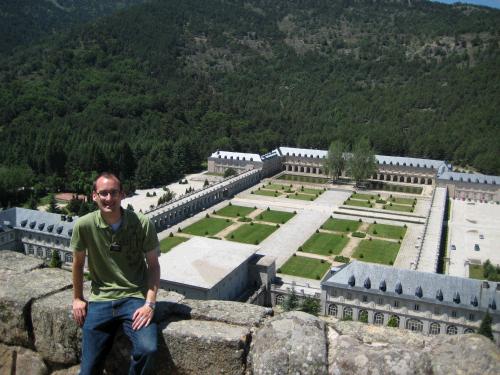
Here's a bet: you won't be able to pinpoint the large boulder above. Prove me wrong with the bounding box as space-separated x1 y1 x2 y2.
327 320 500 375
0 250 44 281
162 319 250 375
0 268 72 347
248 311 328 375
426 334 500 375
31 284 90 366
0 343 48 375
170 299 272 327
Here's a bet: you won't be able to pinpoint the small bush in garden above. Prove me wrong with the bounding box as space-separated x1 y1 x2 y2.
213 210 216 214
276 224 280 228
178 227 182 232
316 229 319 233
226 219 230 222
328 250 332 254
298 247 303 251
358 218 362 222
229 202 232 206
231 234 234 239
389 260 394 265
293 211 297 214
374 220 377 224
169 232 173 237
360 254 364 259
320 259 325 263
251 191 254 194
399 235 403 239
398 240 401 244
293 253 297 256
373 230 377 235
205 213 210 218
316 275 320 280
267 207 270 211
255 240 259 245
277 268 282 273
205 231 209 235
236 212 240 216
346 226 350 231
250 222 254 226
404 224 407 228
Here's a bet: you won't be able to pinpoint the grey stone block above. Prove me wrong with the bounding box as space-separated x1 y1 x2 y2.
0 343 48 375
32 284 91 366
0 268 72 347
0 250 44 281
170 299 272 327
162 319 250 375
248 311 328 375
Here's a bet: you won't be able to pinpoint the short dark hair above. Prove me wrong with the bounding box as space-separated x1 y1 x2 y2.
93 172 122 192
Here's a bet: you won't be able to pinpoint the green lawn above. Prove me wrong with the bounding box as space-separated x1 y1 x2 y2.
383 204 414 213
302 233 348 256
368 224 407 239
277 174 330 184
344 199 372 208
160 236 189 253
351 193 375 200
183 217 233 236
288 193 316 201
390 197 417 205
352 239 400 265
216 204 255 218
267 183 292 191
226 223 278 244
279 255 330 279
469 264 484 280
256 210 295 224
253 189 280 197
300 187 323 195
322 218 361 232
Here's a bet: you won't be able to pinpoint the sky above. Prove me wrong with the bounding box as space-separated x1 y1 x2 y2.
431 0 500 9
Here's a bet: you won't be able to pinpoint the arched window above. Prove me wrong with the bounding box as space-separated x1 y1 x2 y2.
328 304 338 317
429 322 440 335
65 253 73 263
275 294 285 305
374 312 384 325
446 325 458 335
343 306 353 320
405 319 423 332
464 328 474 334
358 309 368 323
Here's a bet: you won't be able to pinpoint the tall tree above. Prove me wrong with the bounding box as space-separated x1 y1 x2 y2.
347 138 377 186
324 140 346 181
478 311 494 340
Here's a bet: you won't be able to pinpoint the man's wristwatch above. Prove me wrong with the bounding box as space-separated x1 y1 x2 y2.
145 301 156 311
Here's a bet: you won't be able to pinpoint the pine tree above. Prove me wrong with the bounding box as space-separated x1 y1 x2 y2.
282 289 299 311
49 250 62 268
47 194 59 214
478 311 494 340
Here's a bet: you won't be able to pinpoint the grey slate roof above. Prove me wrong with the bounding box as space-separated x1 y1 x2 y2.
322 261 499 312
437 171 500 185
0 208 76 238
375 155 449 171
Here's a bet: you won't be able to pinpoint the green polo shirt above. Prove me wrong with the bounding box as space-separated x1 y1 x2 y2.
70 209 159 302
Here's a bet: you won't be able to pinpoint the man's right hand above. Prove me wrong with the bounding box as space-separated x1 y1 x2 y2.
73 298 88 326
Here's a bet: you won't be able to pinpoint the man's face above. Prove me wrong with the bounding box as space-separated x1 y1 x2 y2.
92 176 124 215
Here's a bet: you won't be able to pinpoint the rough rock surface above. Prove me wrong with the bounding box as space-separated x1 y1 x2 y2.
171 299 272 327
162 319 250 375
31 284 90 366
0 250 44 281
0 268 72 347
327 320 500 375
426 334 500 375
248 311 328 375
0 343 48 375
154 290 185 321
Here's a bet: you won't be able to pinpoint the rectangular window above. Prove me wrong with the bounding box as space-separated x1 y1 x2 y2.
377 298 383 305
434 307 441 315
346 293 352 300
331 289 337 297
468 313 474 321
362 295 368 302
451 311 457 318
414 304 420 311
393 300 399 308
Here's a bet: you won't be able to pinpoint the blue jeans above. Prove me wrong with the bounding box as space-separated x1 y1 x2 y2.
80 297 157 375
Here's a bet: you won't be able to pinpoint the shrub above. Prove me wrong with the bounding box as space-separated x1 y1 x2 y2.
259 214 263 219
389 260 394 265
398 240 401 244
251 191 254 194
369 237 372 241
277 268 282 273
334 255 350 263
226 219 230 222
293 253 297 256
255 240 259 245
293 211 297 214
352 232 366 238
399 235 403 240
298 246 303 251
250 222 254 226
276 224 280 228
359 254 364 258
230 234 234 239
169 232 173 237
320 259 325 263
205 213 210 218
204 230 209 235
316 229 319 233
328 250 332 254
236 212 240 216
358 218 362 222
404 224 407 228
178 227 182 233
254 206 257 209
373 220 377 224
316 275 320 280
373 230 378 235
346 227 350 231
213 210 216 214
267 207 270 211
229 202 232 206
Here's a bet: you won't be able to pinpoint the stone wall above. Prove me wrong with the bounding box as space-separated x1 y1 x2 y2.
1 250 499 375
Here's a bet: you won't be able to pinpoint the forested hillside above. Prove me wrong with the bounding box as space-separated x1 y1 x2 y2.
0 0 150 55
0 0 499 204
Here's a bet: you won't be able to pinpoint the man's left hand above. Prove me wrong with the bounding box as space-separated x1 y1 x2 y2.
132 304 154 330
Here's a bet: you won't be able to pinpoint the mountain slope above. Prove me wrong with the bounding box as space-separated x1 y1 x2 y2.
0 0 499 191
